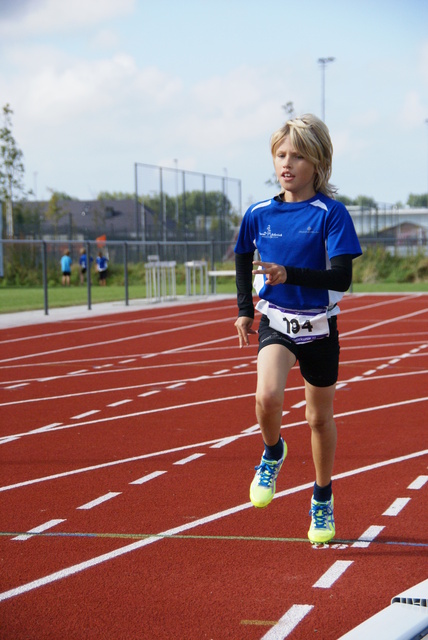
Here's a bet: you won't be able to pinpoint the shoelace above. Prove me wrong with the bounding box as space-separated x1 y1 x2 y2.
309 502 333 529
254 460 280 487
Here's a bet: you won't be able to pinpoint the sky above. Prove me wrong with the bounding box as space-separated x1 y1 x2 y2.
1 0 428 213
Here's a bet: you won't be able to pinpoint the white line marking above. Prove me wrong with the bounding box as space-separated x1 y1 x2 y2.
260 605 314 639
210 436 241 449
71 410 100 420
408 475 428 490
0 447 426 602
351 525 385 548
4 383 28 389
107 399 132 407
291 400 306 409
388 358 401 365
129 471 167 485
0 435 22 444
119 359 136 364
68 370 88 375
166 383 186 389
173 453 205 465
138 390 160 397
77 492 121 510
312 560 353 589
213 369 229 375
382 497 411 516
12 519 66 541
0 364 425 410
363 369 377 376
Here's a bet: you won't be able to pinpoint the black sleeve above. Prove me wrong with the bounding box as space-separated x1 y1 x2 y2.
284 254 353 292
235 251 255 318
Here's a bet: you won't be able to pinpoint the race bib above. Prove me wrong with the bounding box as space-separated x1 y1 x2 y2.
256 300 330 343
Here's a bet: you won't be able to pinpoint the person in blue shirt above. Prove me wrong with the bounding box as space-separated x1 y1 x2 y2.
95 251 109 286
79 247 93 285
60 250 72 286
234 114 362 545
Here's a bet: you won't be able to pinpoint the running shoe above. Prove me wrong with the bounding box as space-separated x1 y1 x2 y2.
249 439 287 508
308 495 335 544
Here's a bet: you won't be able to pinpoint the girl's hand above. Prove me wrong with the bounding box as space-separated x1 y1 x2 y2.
252 261 287 285
234 316 256 348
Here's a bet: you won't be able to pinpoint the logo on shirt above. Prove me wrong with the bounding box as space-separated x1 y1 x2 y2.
259 225 283 239
299 226 319 234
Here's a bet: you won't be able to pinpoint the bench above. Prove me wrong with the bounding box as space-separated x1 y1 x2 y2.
207 270 236 293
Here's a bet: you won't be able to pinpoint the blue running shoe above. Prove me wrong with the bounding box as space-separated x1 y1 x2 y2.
308 495 335 544
249 439 287 508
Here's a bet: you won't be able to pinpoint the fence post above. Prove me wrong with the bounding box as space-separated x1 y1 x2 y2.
124 242 129 306
42 241 49 315
86 241 92 310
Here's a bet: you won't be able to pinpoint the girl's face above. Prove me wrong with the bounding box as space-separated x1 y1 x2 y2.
273 135 316 202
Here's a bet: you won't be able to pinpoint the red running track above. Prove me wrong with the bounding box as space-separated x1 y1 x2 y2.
0 293 427 639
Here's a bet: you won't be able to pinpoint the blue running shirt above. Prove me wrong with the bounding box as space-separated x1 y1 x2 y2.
234 193 362 311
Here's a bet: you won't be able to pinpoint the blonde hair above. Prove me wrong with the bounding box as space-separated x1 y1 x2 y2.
270 114 336 198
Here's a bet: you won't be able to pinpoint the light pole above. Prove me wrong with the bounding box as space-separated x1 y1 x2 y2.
318 57 335 122
425 119 428 207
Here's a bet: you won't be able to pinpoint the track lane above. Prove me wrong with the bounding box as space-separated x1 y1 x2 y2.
0 294 427 639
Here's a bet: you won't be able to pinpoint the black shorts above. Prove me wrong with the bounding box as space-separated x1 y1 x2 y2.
258 313 340 387
98 270 107 280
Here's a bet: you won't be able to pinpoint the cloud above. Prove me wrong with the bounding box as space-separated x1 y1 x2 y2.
400 91 427 127
0 0 135 37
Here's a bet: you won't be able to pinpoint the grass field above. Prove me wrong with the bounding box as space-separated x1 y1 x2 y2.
1 280 428 314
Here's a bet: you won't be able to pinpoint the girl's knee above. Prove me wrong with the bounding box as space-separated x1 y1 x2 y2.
256 390 283 415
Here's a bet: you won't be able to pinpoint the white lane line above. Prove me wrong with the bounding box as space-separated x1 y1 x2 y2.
0 423 64 444
77 492 121 510
0 435 21 444
4 383 29 389
260 605 314 639
68 370 88 375
408 475 428 490
312 560 353 589
166 383 186 389
119 359 136 364
351 525 385 548
363 369 377 376
71 410 100 420
12 519 66 541
138 390 160 397
107 399 132 407
0 447 425 603
291 400 306 409
382 497 411 516
129 471 167 485
210 436 241 449
213 369 229 375
1 439 428 496
174 453 205 465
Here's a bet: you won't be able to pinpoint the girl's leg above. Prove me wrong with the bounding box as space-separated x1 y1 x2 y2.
304 381 337 488
256 343 296 445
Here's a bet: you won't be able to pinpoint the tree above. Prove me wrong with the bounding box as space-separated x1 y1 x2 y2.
45 189 71 236
407 193 428 208
0 104 28 237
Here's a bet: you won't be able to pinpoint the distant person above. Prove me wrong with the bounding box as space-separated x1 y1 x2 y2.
60 250 72 286
96 251 108 286
79 247 92 285
234 114 362 545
